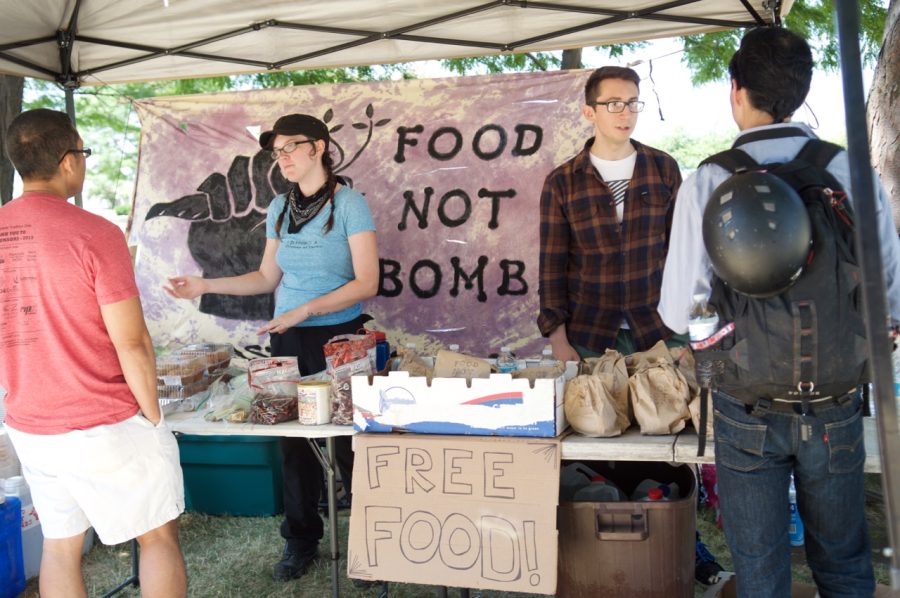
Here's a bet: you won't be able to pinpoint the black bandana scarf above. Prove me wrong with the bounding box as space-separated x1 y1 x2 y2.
286 182 330 234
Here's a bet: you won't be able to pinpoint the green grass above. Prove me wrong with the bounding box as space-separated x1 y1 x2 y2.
20 474 889 597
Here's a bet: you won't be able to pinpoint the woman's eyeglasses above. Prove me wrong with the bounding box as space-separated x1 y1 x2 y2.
271 139 315 160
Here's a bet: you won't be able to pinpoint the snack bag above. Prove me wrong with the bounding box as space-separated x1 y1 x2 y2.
247 357 301 424
323 334 376 424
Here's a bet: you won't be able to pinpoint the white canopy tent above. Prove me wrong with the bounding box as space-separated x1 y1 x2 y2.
0 0 788 86
2 0 898 590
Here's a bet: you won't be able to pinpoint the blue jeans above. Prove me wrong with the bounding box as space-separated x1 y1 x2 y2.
713 391 874 597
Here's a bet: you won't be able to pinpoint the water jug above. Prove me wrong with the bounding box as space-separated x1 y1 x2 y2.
572 475 626 502
559 462 599 501
631 478 681 501
0 494 25 598
638 487 668 502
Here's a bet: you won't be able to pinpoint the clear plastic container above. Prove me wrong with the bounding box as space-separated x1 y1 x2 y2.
175 343 234 376
156 354 207 386
572 474 626 502
496 346 518 374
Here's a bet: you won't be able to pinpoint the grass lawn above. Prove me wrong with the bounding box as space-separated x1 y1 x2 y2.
20 473 889 597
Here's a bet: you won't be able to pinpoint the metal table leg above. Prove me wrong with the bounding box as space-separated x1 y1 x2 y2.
307 437 340 598
101 538 139 597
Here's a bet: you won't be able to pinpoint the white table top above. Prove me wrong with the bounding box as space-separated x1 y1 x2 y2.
165 411 883 472
165 411 356 438
561 417 882 473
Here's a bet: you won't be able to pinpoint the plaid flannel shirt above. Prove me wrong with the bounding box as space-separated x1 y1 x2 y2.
537 138 682 353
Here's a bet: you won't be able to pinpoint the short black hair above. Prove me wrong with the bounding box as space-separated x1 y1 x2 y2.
584 66 641 105
6 109 80 180
728 27 813 123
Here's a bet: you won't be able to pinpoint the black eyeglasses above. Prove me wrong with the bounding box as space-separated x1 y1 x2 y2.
270 139 315 160
590 100 645 113
58 148 92 164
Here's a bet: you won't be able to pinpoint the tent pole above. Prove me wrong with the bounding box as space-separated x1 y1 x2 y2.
834 0 900 588
64 85 82 208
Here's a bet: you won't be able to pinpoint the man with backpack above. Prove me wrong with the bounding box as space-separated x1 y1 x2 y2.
658 27 900 597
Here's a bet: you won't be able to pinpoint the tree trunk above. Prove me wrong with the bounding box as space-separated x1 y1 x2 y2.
869 0 899 230
561 48 583 70
0 75 24 205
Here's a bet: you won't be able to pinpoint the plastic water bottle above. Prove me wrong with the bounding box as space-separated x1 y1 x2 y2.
559 462 598 501
497 346 518 374
0 493 25 598
688 294 720 343
370 330 390 372
539 346 559 367
572 475 627 502
3 476 42 579
788 474 805 547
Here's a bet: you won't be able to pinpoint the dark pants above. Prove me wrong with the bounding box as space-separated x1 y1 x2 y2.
270 314 368 553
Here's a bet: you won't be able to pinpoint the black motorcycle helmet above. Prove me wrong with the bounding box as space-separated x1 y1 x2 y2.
702 170 812 298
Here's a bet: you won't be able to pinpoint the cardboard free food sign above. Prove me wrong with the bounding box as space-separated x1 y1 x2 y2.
349 434 560 593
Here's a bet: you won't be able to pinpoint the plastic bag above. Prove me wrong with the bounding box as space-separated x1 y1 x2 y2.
247 357 301 425
323 334 375 424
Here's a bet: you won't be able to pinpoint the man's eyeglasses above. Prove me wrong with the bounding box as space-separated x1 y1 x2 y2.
590 100 645 113
270 139 315 160
58 148 92 164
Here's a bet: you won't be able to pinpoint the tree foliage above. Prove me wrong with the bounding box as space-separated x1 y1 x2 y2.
680 0 887 85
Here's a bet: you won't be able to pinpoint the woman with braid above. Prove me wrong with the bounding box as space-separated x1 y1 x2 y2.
165 113 379 582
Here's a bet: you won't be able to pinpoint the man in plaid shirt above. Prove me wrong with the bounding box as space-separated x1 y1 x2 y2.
538 66 685 361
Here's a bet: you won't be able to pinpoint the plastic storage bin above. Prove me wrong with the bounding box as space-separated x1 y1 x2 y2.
176 435 284 516
557 461 696 598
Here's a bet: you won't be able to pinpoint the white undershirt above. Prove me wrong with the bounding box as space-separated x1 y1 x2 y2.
590 151 636 224
590 150 637 330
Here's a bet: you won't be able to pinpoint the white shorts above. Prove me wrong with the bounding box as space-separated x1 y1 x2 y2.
5 413 185 545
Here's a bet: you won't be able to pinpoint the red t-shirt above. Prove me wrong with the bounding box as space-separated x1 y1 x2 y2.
0 192 141 434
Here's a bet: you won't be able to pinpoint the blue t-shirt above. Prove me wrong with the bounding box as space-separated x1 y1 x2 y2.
266 186 376 327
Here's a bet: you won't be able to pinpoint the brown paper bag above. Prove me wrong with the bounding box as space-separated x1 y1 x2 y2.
564 350 630 437
627 341 692 435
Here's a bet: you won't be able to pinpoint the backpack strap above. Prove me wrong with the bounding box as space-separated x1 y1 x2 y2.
699 148 760 174
791 140 845 190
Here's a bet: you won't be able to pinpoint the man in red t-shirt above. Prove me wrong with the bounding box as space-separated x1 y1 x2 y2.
0 109 186 597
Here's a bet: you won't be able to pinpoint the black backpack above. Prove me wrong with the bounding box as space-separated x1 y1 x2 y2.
699 133 867 409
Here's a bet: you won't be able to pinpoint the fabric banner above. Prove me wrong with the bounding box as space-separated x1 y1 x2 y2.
131 70 588 358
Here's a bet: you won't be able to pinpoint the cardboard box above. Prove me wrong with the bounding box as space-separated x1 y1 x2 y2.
348 433 561 594
558 461 696 598
177 435 283 516
351 361 576 437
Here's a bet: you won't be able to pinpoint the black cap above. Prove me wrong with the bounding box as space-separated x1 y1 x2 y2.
259 113 329 149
